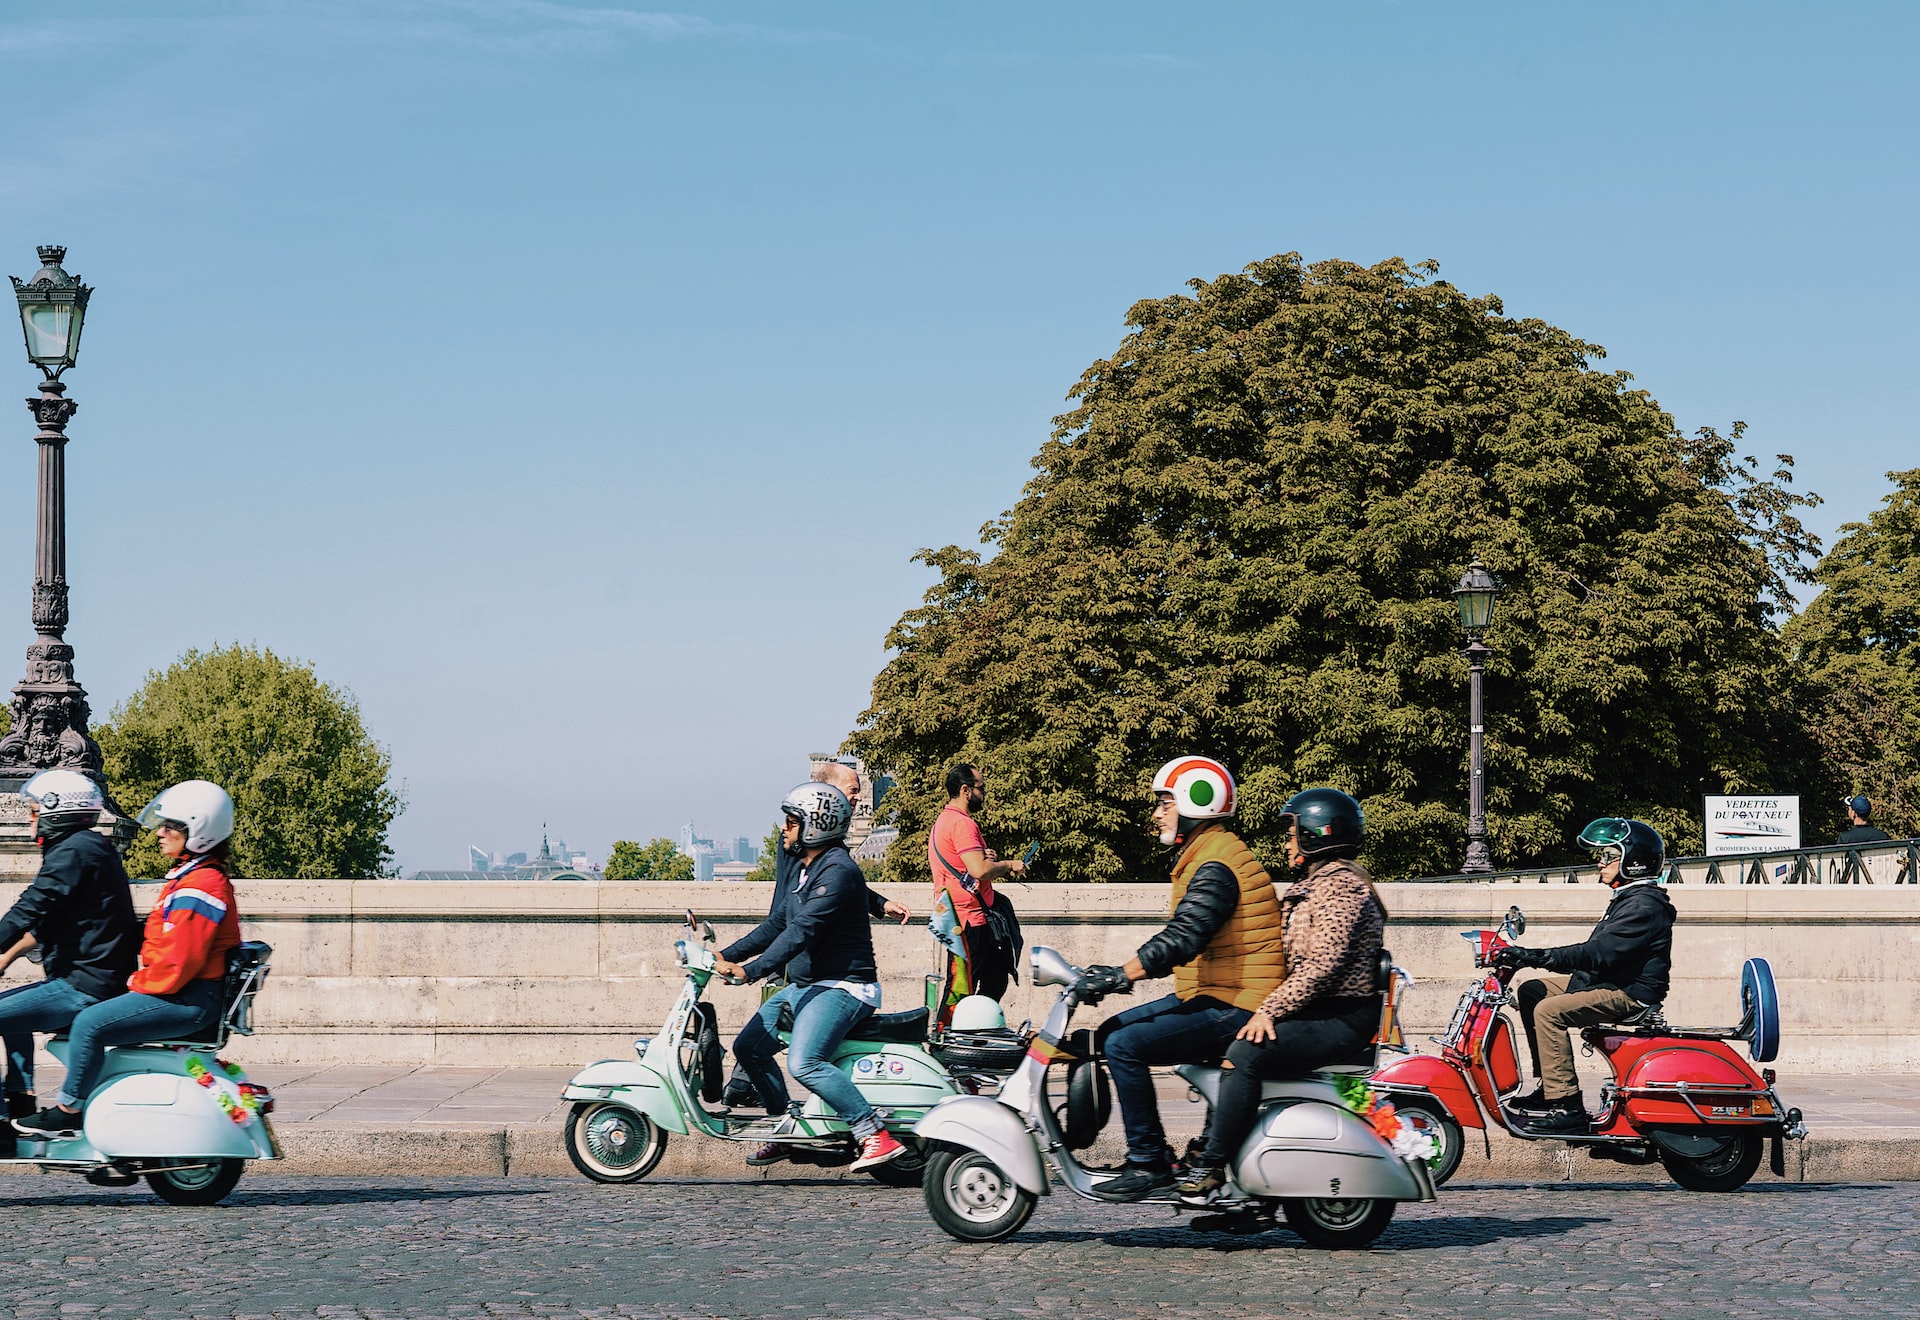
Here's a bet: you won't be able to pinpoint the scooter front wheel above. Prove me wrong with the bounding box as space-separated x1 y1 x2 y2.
567 1101 669 1184
1280 1196 1395 1249
1390 1098 1464 1186
922 1145 1035 1242
145 1158 245 1206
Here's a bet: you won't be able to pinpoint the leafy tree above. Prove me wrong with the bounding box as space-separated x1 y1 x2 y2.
604 838 695 882
742 824 782 882
851 254 1820 881
95 644 401 879
1785 469 1920 840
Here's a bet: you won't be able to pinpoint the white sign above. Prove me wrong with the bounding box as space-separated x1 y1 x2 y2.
1704 795 1801 855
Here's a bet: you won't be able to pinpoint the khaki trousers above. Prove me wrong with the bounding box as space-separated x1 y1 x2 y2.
1515 975 1640 1100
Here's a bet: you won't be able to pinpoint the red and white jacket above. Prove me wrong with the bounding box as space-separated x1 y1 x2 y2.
128 858 242 997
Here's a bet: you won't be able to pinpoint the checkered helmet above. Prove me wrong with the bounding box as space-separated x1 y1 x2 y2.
19 769 104 832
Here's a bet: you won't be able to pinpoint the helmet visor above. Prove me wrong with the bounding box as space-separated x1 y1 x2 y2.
135 795 182 832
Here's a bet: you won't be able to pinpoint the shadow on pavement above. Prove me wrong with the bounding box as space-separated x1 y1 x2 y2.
0 1185 541 1209
1015 1213 1606 1252
1454 1180 1901 1195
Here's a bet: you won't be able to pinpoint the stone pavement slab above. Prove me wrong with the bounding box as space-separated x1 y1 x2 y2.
2 1176 1919 1319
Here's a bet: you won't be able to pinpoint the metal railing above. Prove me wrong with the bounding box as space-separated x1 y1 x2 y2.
1415 837 1920 885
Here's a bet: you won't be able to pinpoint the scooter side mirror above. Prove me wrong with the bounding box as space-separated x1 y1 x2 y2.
1031 946 1083 989
702 922 716 943
1504 906 1527 938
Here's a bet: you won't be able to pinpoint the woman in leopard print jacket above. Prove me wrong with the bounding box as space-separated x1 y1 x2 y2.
1182 790 1386 1192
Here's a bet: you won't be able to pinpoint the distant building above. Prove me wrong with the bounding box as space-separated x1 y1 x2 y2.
712 860 756 882
417 827 596 881
852 826 897 863
733 836 758 864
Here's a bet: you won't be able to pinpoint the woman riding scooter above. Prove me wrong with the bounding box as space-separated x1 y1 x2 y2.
1179 788 1386 1199
13 781 243 1140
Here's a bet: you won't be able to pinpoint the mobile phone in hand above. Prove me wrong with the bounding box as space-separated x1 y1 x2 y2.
1021 841 1041 866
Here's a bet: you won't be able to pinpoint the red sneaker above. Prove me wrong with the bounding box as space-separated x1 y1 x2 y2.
746 1141 799 1166
849 1130 907 1171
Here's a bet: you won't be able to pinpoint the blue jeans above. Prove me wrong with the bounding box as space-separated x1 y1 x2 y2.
734 982 881 1140
0 978 104 1097
1098 993 1251 1168
56 979 224 1108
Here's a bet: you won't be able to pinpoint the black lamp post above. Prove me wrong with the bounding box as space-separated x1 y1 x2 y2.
0 246 107 781
1452 557 1500 874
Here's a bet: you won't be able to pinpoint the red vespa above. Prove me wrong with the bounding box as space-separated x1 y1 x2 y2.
1370 905 1805 1191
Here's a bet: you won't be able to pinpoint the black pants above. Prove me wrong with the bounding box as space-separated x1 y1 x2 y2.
961 924 1011 1003
1200 996 1381 1165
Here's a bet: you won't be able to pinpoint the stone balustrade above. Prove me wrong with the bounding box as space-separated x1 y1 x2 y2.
2 879 1914 1070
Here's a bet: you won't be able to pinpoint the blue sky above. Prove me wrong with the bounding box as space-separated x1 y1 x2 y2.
3 2 1914 871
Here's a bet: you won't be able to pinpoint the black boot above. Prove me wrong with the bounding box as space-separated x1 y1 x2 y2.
1505 1087 1552 1114
1521 1095 1590 1134
1 1092 34 1159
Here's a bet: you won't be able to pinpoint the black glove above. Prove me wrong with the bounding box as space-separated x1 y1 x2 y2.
1491 945 1537 971
1072 964 1134 1004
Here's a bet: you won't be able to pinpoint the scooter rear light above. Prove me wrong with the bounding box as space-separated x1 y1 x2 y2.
1750 1096 1776 1117
239 1083 274 1115
1763 1068 1777 1085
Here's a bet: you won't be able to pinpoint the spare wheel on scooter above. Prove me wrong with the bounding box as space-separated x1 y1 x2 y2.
1741 958 1780 1064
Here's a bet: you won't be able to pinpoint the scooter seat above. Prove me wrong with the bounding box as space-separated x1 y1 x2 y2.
773 1003 931 1045
846 1007 931 1044
1312 1045 1380 1076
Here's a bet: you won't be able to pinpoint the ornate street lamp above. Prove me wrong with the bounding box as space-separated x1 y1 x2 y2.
1452 557 1500 873
0 246 108 785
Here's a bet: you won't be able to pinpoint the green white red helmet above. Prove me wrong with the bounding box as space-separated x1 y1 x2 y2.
1152 756 1235 820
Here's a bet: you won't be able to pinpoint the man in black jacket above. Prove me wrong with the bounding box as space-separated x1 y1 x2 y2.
715 762 906 1111
713 782 906 1172
0 771 140 1138
1494 817 1676 1133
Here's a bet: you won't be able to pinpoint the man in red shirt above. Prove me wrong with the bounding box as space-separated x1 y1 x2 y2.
929 763 1026 1002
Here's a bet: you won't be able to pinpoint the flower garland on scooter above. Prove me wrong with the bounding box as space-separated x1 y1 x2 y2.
181 1051 263 1127
1333 1076 1440 1167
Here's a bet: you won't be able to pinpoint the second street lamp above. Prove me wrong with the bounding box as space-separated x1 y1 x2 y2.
1452 557 1500 874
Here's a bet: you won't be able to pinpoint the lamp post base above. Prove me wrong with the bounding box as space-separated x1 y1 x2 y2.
1462 840 1493 874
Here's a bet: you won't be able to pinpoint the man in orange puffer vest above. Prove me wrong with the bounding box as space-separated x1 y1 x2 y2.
1078 756 1286 1202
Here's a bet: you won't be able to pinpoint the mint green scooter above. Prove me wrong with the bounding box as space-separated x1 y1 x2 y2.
562 913 962 1187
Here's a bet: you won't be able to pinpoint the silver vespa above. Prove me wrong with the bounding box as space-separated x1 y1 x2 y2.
913 945 1436 1247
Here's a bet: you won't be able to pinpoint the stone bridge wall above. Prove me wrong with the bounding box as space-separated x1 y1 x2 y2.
3 880 1913 1071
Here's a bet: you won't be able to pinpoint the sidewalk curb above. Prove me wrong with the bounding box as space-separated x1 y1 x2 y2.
247 1123 1920 1185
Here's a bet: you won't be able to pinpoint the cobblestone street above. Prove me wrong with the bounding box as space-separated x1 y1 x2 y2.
0 1175 1915 1319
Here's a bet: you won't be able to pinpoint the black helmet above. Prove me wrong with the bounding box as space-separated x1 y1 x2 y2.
1280 788 1364 860
1576 817 1664 883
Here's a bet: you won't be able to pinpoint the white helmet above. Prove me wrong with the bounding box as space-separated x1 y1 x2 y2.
1152 756 1235 819
19 769 104 831
779 782 852 853
137 779 234 854
949 994 1006 1033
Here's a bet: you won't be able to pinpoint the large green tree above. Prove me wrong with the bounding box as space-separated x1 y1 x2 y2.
851 254 1820 881
604 838 696 882
96 645 402 879
1785 469 1920 840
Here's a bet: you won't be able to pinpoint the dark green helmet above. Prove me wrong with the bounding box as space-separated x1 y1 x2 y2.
1577 817 1665 882
1280 788 1364 860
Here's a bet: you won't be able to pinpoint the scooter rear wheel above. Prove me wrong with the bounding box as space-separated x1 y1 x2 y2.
1659 1132 1763 1192
145 1158 245 1206
1390 1098 1464 1186
865 1135 928 1188
1280 1196 1395 1249
566 1101 669 1184
922 1145 1036 1242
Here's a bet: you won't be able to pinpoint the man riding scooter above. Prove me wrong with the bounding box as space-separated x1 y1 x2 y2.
713 782 907 1172
1071 756 1286 1202
1493 817 1676 1134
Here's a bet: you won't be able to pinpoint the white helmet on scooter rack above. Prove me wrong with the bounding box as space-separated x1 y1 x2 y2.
137 779 235 854
949 994 1006 1033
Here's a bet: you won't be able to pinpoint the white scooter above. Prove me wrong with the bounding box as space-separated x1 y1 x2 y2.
562 913 976 1187
914 946 1437 1248
2 942 279 1205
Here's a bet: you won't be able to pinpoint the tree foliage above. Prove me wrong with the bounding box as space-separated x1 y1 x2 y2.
97 645 401 879
1785 469 1920 840
742 825 782 882
604 838 695 882
852 254 1822 881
